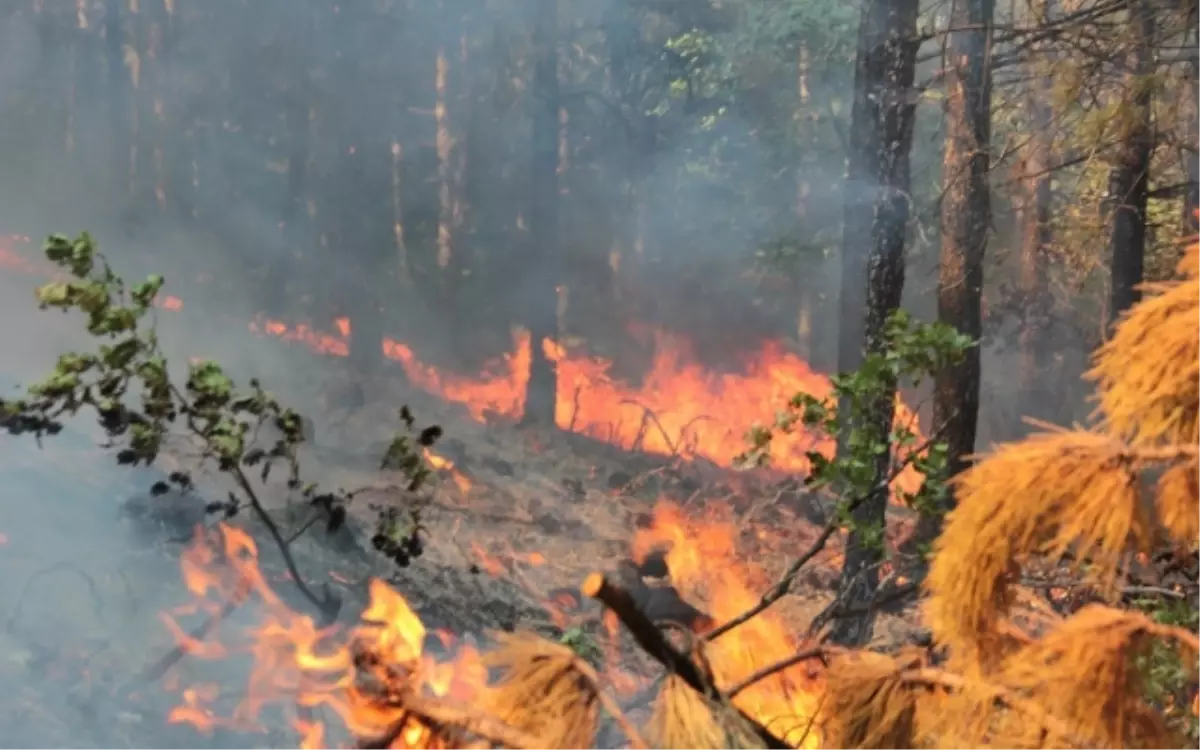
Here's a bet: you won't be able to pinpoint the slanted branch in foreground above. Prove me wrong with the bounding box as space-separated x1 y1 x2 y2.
580 571 792 750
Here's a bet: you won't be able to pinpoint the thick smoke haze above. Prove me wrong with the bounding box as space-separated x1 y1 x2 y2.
0 0 1127 745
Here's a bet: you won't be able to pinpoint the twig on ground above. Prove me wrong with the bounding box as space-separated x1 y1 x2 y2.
285 511 325 545
138 594 246 685
567 385 583 432
618 400 678 455
580 572 791 750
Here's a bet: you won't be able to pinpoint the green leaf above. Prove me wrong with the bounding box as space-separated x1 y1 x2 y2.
36 282 73 308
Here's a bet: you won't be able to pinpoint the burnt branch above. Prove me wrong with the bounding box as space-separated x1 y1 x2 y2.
579 572 791 750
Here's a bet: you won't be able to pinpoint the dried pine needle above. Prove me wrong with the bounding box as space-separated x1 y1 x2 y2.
998 605 1172 749
479 632 600 749
650 673 732 749
1175 238 1199 279
1088 243 1199 447
925 430 1153 672
1155 459 1199 548
821 650 923 749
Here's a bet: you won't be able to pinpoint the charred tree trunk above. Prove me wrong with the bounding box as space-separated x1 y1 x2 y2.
1107 0 1155 326
520 0 560 427
1183 56 1198 235
829 0 920 648
1015 110 1055 435
927 0 994 537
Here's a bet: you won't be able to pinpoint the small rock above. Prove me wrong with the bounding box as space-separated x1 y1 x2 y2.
606 470 632 490
535 513 562 534
546 587 584 613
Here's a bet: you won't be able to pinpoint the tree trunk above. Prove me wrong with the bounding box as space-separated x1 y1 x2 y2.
927 0 994 539
1183 55 1198 235
1107 0 1155 326
828 0 920 648
1015 113 1055 435
521 0 560 427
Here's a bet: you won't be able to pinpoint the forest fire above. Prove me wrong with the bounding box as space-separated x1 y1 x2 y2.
252 316 925 498
1 233 924 497
162 523 489 749
163 502 826 749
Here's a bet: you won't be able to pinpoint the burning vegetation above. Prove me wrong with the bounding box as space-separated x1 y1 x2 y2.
0 230 1194 749
0 0 1196 744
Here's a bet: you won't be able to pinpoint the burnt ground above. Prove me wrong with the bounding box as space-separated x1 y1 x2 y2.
298 356 928 630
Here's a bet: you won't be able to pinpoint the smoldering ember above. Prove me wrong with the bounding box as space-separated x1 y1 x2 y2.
0 1 1196 749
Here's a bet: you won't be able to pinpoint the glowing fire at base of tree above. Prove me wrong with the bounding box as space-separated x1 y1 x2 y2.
162 502 826 749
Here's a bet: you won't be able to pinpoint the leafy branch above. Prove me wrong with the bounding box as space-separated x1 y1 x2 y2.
0 232 442 619
708 311 973 640
739 309 972 528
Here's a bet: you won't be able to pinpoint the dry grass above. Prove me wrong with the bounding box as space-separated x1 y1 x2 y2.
479 632 601 749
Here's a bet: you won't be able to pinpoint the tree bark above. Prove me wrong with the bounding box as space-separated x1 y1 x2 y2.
1107 0 1155 326
1183 55 1198 235
521 0 560 427
829 0 920 648
928 0 994 537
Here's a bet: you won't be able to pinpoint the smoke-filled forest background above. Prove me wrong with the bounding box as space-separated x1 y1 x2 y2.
0 0 1196 748
1 0 1194 442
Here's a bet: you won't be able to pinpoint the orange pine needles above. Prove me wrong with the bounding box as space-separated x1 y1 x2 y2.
924 428 1156 670
1088 242 1200 447
912 238 1199 748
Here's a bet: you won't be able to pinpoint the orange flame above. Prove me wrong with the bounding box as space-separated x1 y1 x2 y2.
165 510 826 748
163 524 484 748
632 501 825 747
2 233 924 499
422 449 472 496
250 318 923 499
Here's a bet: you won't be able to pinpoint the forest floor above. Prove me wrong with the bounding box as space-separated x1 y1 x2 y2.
273 357 934 650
